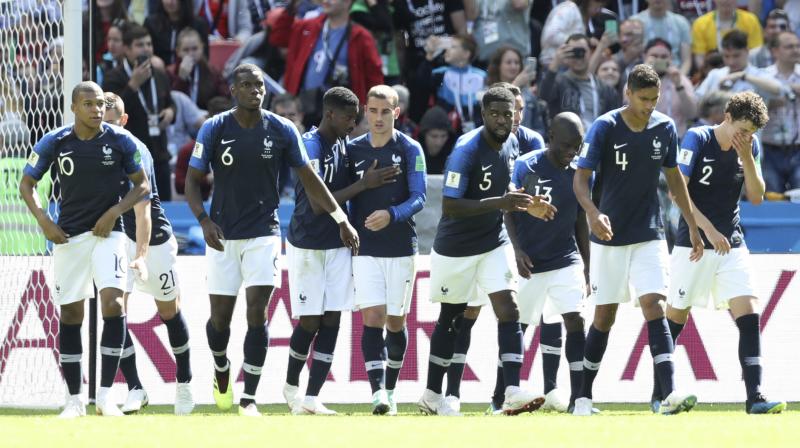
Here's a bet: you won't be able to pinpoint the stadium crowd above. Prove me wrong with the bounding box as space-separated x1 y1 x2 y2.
2 0 800 205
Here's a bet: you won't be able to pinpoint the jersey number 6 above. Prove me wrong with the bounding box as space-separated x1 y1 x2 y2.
221 147 234 166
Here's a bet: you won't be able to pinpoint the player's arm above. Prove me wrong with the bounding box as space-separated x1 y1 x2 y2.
664 166 703 261
295 163 359 252
20 136 67 243
503 211 533 279
94 168 150 237
573 167 612 241
384 143 428 224
186 122 225 250
733 133 766 204
575 208 590 284
130 198 151 281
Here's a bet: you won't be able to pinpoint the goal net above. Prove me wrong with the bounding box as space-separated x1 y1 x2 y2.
0 0 66 408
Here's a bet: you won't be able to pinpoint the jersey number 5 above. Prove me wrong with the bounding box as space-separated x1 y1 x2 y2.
479 172 492 191
615 151 628 171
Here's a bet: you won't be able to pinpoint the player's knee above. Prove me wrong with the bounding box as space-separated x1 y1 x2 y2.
209 315 231 332
463 306 481 320
60 303 84 325
321 311 341 328
155 299 178 321
496 306 519 323
562 312 584 333
99 296 124 318
437 303 467 326
299 315 322 333
386 316 406 333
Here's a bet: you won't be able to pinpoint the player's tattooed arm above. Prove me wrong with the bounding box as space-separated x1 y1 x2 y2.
503 211 534 279
186 166 225 251
573 167 612 241
19 175 68 244
295 164 360 254
664 166 703 261
93 168 150 238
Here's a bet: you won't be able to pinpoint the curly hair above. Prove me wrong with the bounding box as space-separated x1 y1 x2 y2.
627 64 661 91
725 91 769 129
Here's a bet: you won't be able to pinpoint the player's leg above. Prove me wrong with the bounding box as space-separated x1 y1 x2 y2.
154 296 194 415
385 315 408 416
301 311 341 415
58 300 86 418
383 256 415 416
562 312 585 410
285 315 320 411
238 284 273 415
361 305 389 414
540 318 562 397
445 305 481 403
118 292 147 414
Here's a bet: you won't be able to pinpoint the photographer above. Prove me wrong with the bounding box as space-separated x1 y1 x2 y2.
540 33 620 131
763 31 800 195
642 38 696 138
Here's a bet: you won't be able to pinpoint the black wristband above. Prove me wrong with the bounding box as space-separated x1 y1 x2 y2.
196 211 208 222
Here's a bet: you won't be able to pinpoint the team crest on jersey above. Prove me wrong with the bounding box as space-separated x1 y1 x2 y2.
262 138 274 159
101 145 114 166
652 138 662 160
391 153 402 167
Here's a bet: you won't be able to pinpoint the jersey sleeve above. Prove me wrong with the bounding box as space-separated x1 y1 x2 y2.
677 128 702 177
303 133 324 176
662 122 678 168
442 147 474 199
576 118 609 171
752 134 762 170
284 121 310 168
119 131 144 175
23 132 57 180
189 118 217 173
389 140 427 222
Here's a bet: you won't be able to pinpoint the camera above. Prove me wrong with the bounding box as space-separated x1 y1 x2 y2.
136 54 150 66
568 47 586 59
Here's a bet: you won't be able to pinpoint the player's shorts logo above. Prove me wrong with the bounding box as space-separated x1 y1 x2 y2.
440 286 449 296
679 288 686 298
299 293 307 303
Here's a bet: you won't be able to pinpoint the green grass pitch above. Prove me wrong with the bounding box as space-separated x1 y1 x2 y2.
1 403 797 447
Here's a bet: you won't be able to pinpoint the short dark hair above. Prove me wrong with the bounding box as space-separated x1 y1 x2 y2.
565 33 589 46
490 82 521 97
207 96 233 116
721 30 748 51
627 64 661 91
71 81 103 103
645 38 672 53
699 91 733 119
323 87 359 111
481 86 515 109
454 34 478 61
271 93 301 112
231 63 264 83
122 23 150 46
769 31 796 49
725 91 769 129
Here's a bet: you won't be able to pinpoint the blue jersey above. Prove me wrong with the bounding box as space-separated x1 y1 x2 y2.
434 128 519 257
347 131 427 257
120 144 173 246
577 109 678 246
510 149 582 273
675 125 760 249
287 128 350 250
516 126 545 155
24 123 143 237
190 110 308 240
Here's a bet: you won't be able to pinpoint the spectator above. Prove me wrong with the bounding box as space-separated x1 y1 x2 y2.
696 30 782 101
392 84 417 136
590 18 644 82
350 0 400 84
167 90 208 157
144 0 211 65
632 0 692 76
269 0 383 127
97 19 129 85
167 28 229 109
692 0 763 69
393 0 467 122
750 9 791 69
463 0 532 66
84 0 128 69
418 106 454 175
762 31 800 194
193 0 254 42
541 33 620 130
271 93 306 134
596 57 623 95
642 38 697 137
175 96 233 199
674 0 713 22
419 34 486 133
103 23 176 201
485 46 548 136
540 0 605 67
696 90 733 126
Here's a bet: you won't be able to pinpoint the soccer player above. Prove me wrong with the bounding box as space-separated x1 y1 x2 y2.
186 64 359 417
487 112 590 415
103 93 194 416
419 86 555 416
348 85 427 415
572 64 703 416
442 82 551 412
20 81 150 417
665 91 786 414
283 87 400 415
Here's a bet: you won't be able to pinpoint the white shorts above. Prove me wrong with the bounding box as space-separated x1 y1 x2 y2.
518 264 586 325
125 236 180 301
429 244 518 306
206 236 282 296
589 240 669 305
668 246 756 310
53 231 128 305
353 255 417 316
286 242 354 318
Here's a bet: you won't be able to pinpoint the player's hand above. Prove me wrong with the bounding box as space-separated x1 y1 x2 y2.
39 218 68 244
159 107 175 129
364 209 391 231
515 249 534 279
688 227 704 262
363 160 400 189
129 256 149 282
129 58 152 90
200 217 225 251
705 227 731 255
339 221 359 255
588 211 613 241
731 131 754 161
500 188 533 212
92 209 119 237
527 195 557 220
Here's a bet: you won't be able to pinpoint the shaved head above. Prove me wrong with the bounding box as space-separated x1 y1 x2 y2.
548 112 585 168
551 112 584 137
71 81 103 103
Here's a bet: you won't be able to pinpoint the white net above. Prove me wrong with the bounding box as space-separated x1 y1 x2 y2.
0 0 66 408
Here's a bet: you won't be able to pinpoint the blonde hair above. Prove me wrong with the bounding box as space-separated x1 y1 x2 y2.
104 91 125 116
367 85 399 108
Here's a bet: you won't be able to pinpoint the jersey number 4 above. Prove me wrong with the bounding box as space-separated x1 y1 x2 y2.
615 150 628 171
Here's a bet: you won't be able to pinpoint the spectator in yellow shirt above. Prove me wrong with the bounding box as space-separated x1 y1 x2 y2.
691 0 763 70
